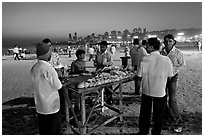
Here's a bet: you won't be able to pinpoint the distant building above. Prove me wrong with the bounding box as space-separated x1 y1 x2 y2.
69 33 72 40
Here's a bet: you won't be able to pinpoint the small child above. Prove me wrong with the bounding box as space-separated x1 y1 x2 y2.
70 49 88 75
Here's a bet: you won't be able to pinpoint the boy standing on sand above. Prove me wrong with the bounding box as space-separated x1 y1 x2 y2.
30 40 63 135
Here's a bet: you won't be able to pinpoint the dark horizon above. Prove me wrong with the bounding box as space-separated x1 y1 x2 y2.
2 27 202 50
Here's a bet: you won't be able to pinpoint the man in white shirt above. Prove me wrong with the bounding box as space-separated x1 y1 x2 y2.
133 39 149 95
30 39 63 134
94 41 113 105
136 38 173 135
88 44 95 61
110 44 116 56
13 45 20 60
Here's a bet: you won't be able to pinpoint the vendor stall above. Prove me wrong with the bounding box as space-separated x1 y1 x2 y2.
60 68 135 134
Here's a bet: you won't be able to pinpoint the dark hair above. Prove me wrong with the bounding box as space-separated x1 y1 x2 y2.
98 41 109 46
164 34 177 45
42 38 51 44
133 38 139 45
164 34 175 40
76 49 85 58
142 40 147 45
147 38 161 50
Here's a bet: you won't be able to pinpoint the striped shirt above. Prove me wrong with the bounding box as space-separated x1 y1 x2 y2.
161 46 185 76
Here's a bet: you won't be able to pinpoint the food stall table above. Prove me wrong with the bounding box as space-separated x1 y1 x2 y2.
61 74 134 134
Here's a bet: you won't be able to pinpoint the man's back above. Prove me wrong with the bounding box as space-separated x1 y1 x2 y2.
137 51 173 97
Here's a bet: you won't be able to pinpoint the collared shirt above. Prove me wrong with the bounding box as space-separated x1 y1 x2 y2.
137 51 173 97
13 47 19 54
161 46 185 76
30 60 62 114
70 59 86 74
94 50 113 70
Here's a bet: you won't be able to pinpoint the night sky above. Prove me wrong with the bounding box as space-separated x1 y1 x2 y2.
2 1 202 48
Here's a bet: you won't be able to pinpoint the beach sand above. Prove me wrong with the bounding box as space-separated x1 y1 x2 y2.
2 46 202 135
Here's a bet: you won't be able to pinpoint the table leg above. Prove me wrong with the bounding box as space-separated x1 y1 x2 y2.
64 91 70 123
119 83 123 121
101 88 105 112
80 94 86 134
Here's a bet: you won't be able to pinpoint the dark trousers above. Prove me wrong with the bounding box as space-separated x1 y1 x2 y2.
165 74 180 122
37 111 61 135
133 65 141 95
58 87 66 115
14 53 20 60
89 54 94 61
134 76 141 95
139 94 166 135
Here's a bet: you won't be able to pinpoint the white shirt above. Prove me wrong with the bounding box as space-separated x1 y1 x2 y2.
137 51 173 97
136 46 149 70
13 47 19 54
89 47 95 54
110 46 116 55
30 60 62 114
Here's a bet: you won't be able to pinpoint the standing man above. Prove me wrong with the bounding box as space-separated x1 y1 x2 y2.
94 41 113 105
30 39 63 135
161 34 185 128
130 38 140 70
136 38 173 135
13 45 20 60
134 39 149 95
130 38 143 95
110 44 116 56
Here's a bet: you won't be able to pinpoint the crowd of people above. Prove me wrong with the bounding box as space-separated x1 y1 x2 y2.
9 45 27 60
30 33 186 135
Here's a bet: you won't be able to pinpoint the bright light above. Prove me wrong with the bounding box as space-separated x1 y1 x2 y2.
109 36 112 38
133 36 138 39
148 35 157 38
117 36 121 39
178 32 184 36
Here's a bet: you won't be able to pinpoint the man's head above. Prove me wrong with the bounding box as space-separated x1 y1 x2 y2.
42 38 52 46
146 38 161 53
142 40 147 46
98 41 109 53
76 49 86 60
163 34 176 52
133 38 139 45
36 38 52 61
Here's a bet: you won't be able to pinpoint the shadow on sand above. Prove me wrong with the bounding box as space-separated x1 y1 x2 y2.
2 96 202 135
2 97 38 135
